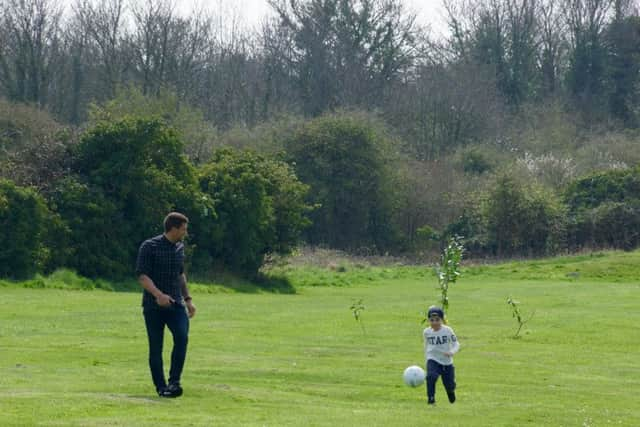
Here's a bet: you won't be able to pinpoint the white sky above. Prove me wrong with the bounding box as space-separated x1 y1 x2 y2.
60 0 449 37
215 0 448 32
211 0 448 35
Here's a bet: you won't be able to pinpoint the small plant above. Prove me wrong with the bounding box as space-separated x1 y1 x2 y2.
436 237 464 311
422 236 464 324
507 296 535 338
350 299 366 335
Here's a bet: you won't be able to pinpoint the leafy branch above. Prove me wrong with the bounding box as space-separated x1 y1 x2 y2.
349 299 366 336
436 236 464 310
507 296 535 338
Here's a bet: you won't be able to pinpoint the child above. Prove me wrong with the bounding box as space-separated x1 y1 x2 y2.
423 306 460 405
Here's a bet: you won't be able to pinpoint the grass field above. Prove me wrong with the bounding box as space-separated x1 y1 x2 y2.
1 251 639 426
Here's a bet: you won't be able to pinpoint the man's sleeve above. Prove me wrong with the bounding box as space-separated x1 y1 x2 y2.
135 241 152 277
179 244 185 275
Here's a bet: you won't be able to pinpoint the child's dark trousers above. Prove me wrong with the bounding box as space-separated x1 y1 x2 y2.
426 359 456 401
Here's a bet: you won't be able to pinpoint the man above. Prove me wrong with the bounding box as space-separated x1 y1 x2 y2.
135 212 196 398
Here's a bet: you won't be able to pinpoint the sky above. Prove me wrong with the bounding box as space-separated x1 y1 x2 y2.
215 0 449 35
60 0 448 37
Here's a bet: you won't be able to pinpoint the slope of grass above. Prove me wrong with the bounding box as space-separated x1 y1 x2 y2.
267 249 640 287
463 249 640 282
1 251 639 426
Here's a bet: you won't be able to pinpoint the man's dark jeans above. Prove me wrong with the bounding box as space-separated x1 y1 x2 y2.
143 303 189 391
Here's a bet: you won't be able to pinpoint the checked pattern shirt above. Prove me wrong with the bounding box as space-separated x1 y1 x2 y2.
135 234 185 308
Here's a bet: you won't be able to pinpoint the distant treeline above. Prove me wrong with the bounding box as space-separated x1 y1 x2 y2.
1 103 640 280
0 0 639 151
2 0 640 280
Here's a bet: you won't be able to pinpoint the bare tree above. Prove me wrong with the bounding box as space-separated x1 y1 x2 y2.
0 0 63 106
266 0 418 115
129 0 175 95
562 0 614 106
76 0 127 99
387 60 503 160
538 0 566 95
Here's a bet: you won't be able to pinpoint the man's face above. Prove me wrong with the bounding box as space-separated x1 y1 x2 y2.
176 223 188 241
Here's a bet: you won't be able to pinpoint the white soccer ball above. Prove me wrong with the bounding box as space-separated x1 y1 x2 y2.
403 365 425 387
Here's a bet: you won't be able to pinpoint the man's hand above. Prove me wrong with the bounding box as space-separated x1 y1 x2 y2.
186 301 196 318
444 351 453 357
156 293 175 307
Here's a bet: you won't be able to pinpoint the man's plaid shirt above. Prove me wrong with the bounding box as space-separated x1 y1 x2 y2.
135 234 185 308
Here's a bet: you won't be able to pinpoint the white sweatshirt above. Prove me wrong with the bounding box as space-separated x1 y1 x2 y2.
423 325 460 366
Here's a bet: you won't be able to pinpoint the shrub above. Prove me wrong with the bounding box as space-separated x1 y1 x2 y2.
0 180 51 278
565 166 640 250
485 173 566 257
446 172 566 258
565 166 640 211
89 86 219 164
568 202 640 250
591 202 640 250
285 112 398 252
0 99 72 191
197 148 311 276
51 118 202 278
459 146 495 175
444 206 488 256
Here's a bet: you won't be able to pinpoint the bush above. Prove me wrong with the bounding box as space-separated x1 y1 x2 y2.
565 166 640 250
0 180 51 278
459 146 495 175
568 202 640 250
444 205 488 256
285 112 398 252
485 173 566 257
0 99 72 192
565 166 640 211
447 173 566 258
51 117 202 278
89 86 219 164
196 148 311 276
591 202 640 250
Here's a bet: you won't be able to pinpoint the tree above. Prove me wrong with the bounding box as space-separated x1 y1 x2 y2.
564 0 615 119
196 148 311 276
88 85 220 163
444 0 542 106
52 117 201 278
606 13 640 125
78 0 127 100
285 112 398 252
565 166 640 250
0 99 71 192
485 172 566 256
267 0 418 115
0 0 63 106
0 179 52 278
386 61 503 160
538 0 566 96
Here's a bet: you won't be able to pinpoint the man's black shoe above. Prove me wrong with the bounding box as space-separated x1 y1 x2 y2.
427 397 435 405
159 383 183 398
447 391 456 403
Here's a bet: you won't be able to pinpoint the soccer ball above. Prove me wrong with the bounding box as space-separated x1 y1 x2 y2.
403 365 425 387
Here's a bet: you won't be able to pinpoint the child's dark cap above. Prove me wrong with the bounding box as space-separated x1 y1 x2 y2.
428 306 444 319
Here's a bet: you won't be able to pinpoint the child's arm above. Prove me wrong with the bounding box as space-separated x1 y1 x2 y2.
444 329 460 356
423 329 429 359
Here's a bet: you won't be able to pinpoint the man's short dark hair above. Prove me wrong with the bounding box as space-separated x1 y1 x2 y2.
164 212 189 232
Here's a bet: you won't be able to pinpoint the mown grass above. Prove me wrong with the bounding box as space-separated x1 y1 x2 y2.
1 250 639 426
267 249 640 287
